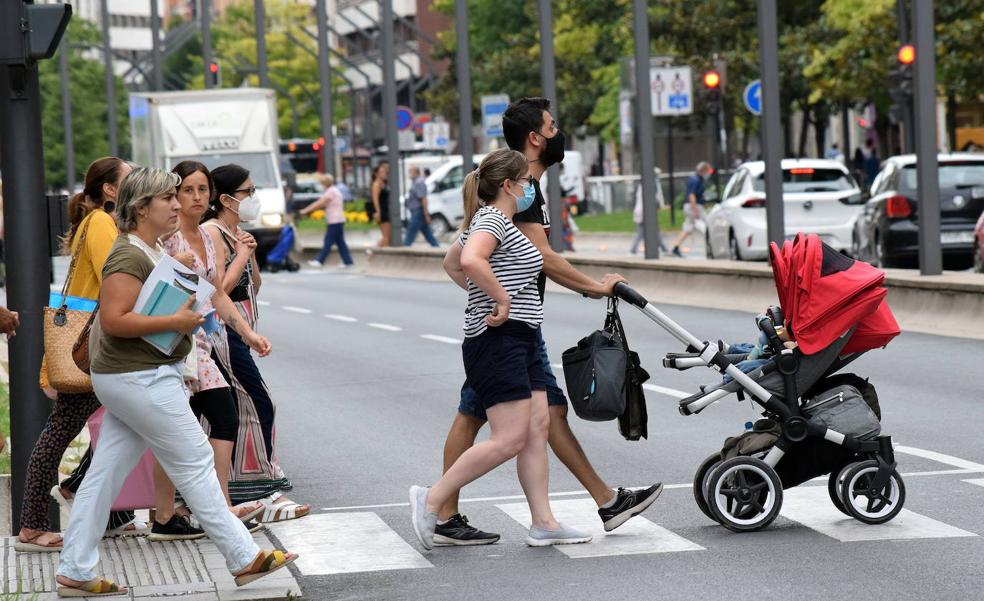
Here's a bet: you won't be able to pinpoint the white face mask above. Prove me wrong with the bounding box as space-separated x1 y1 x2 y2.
228 194 261 221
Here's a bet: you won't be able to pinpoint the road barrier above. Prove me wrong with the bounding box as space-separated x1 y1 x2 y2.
333 247 984 342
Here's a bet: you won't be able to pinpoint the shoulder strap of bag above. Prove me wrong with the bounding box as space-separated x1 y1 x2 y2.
59 213 97 304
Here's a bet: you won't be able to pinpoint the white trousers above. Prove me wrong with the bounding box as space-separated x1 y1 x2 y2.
57 363 258 581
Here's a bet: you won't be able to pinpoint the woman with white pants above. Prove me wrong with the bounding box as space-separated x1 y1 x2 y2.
56 167 296 597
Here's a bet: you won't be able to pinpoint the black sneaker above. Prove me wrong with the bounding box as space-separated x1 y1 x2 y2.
432 514 500 546
598 483 664 532
148 515 206 541
671 247 684 258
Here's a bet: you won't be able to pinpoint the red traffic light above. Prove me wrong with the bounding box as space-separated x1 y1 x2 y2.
703 70 721 89
897 44 915 65
318 137 326 146
312 143 321 151
208 62 219 73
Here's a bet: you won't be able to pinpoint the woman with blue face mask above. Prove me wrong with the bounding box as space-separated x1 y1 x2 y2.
409 148 592 550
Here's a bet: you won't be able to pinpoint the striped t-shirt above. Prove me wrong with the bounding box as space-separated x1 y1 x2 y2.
459 206 544 338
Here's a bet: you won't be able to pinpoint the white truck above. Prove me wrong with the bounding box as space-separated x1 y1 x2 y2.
129 88 287 259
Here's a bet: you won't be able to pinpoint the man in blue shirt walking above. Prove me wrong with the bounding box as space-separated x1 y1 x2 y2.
670 161 712 257
403 166 440 247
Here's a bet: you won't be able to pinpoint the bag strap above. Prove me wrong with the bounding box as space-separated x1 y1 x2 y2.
60 212 97 303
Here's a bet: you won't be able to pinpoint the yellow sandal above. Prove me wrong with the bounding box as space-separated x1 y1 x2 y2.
56 577 127 597
234 549 298 587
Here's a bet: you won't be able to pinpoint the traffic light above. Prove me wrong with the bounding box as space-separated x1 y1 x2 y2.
896 44 914 96
0 3 72 64
207 61 221 87
703 69 722 114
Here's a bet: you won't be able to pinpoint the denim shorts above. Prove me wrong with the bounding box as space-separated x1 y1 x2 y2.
459 325 567 421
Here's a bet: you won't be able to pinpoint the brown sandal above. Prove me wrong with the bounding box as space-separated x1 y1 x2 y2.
233 549 298 587
56 577 127 597
14 530 63 553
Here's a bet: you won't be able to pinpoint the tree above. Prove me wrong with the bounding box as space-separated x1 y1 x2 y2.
39 18 129 191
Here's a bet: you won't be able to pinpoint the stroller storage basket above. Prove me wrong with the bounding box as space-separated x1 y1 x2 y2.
802 384 880 441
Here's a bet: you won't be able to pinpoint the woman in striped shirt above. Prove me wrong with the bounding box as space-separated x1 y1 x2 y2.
409 149 591 549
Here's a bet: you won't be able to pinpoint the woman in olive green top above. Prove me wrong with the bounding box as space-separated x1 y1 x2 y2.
56 167 296 597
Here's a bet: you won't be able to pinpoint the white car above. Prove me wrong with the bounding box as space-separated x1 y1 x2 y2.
705 159 864 260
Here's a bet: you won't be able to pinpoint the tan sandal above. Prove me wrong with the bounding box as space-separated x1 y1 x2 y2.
56 577 127 597
14 530 63 553
233 549 298 587
258 492 311 523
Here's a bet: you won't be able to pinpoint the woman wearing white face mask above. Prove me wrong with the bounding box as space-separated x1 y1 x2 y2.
201 165 311 522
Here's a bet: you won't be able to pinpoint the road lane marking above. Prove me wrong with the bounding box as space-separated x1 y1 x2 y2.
368 322 402 332
963 478 984 488
550 363 690 398
420 334 461 345
496 498 703 558
779 486 977 542
324 314 358 323
282 306 312 314
894 446 984 471
268 513 432 575
257 300 270 307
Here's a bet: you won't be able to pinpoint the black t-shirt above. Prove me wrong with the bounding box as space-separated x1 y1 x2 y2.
513 179 549 301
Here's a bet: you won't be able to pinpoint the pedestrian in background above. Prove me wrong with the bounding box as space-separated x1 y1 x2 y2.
403 166 440 247
55 166 295 597
670 161 711 257
630 180 667 256
303 173 354 269
369 162 392 247
412 148 591 550
335 178 353 203
15 157 143 554
202 164 311 522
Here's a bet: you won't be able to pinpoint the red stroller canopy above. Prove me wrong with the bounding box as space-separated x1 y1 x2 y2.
769 234 900 355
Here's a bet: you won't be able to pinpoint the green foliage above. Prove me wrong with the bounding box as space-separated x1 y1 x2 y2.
39 18 129 190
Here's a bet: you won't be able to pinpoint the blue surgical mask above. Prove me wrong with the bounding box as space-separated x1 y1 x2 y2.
515 181 536 212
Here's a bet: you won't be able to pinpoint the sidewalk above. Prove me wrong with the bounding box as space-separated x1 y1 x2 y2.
3 532 300 600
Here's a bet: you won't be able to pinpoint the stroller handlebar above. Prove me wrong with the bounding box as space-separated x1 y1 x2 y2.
613 282 648 308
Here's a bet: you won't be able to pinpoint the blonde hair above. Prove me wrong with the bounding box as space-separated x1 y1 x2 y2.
318 173 335 188
460 148 528 233
116 167 181 232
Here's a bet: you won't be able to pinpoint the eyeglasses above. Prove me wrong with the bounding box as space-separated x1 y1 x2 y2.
234 187 257 197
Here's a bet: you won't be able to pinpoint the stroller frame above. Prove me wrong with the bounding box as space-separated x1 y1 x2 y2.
613 282 904 532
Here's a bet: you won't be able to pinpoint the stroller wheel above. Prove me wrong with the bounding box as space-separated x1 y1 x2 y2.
828 466 852 516
839 460 906 525
693 454 722 523
707 456 783 532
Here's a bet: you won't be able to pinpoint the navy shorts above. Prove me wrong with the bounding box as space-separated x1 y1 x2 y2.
459 324 566 421
461 320 546 414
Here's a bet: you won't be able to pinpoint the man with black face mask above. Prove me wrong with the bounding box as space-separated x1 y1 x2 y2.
431 98 663 547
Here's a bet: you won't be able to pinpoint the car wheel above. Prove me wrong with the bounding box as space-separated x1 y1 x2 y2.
728 232 743 261
429 214 452 237
851 232 861 260
874 231 894 269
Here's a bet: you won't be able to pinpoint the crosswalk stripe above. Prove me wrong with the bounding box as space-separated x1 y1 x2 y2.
779 486 977 542
962 478 984 488
894 446 984 471
496 498 703 559
268 513 432 575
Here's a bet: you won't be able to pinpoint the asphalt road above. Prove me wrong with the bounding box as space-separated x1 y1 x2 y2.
60 265 984 600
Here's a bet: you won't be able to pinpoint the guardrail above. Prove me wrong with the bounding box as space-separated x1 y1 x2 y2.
585 170 732 215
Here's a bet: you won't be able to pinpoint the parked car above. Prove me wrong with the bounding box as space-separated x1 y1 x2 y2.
705 159 863 261
974 209 984 273
853 153 984 268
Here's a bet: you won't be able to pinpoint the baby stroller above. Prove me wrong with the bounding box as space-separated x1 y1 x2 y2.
265 223 300 273
613 233 905 532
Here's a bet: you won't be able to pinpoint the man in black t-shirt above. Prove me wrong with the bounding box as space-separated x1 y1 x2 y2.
432 98 663 546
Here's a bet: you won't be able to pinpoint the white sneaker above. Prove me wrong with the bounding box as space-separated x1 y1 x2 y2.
307 260 323 269
525 523 593 546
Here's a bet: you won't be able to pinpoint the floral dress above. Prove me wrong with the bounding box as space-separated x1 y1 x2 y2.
164 227 228 394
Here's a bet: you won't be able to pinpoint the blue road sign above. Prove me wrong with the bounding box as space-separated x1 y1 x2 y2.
335 136 350 154
396 106 414 131
481 94 510 138
744 80 762 116
668 94 689 110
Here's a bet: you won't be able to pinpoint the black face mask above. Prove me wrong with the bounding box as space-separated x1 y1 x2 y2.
539 129 566 167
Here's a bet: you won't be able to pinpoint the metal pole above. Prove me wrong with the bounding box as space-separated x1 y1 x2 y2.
757 0 784 247
912 0 941 275
841 102 851 165
0 63 56 533
315 0 336 175
100 0 117 155
537 0 564 252
380 0 402 245
667 119 675 225
202 0 213 89
150 0 163 90
255 0 269 87
455 0 474 172
60 36 75 192
632 0 660 259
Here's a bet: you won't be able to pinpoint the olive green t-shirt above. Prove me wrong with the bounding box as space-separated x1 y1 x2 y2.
89 236 193 374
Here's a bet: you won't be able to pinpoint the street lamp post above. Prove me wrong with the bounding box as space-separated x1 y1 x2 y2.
315 0 336 175
255 0 269 88
202 0 213 89
632 0 661 259
100 0 117 155
537 0 564 252
757 0 784 247
912 0 941 275
150 0 163 90
60 35 75 192
380 0 402 245
455 0 474 172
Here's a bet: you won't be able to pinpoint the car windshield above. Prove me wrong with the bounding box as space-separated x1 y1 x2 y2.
900 162 984 191
170 152 278 189
752 168 855 193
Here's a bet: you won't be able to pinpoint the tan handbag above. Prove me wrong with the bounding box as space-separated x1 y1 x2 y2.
43 217 95 393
